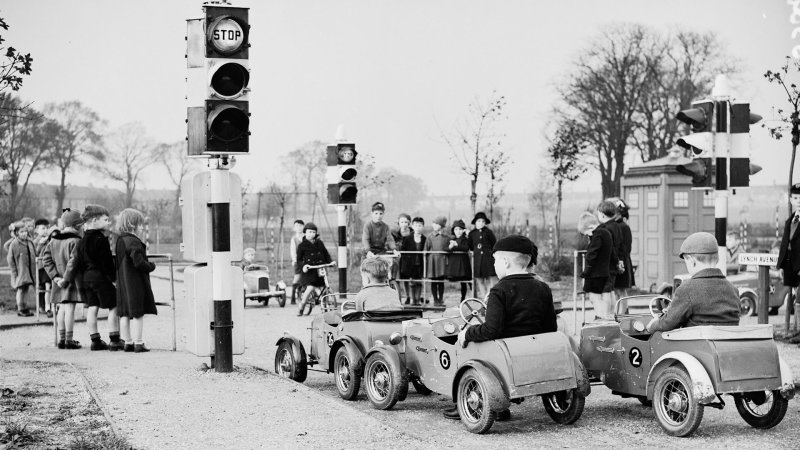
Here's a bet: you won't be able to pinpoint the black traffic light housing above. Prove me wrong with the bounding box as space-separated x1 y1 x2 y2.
326 143 358 204
676 158 714 189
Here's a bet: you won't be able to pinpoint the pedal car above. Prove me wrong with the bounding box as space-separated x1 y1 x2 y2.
578 294 795 437
242 264 286 307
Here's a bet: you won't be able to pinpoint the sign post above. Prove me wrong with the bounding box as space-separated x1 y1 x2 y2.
738 253 778 325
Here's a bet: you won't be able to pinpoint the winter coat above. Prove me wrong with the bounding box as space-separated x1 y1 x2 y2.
615 218 634 288
447 235 472 281
296 237 332 287
76 229 117 284
42 231 82 303
602 219 624 276
399 234 426 280
468 227 496 278
115 232 157 319
424 230 449 279
581 226 613 279
7 237 36 289
34 235 49 270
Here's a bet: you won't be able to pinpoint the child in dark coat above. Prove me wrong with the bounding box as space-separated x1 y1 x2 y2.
7 222 36 316
391 213 412 304
296 222 332 316
43 210 84 349
115 208 157 353
399 217 426 305
578 212 614 319
33 218 53 317
468 212 497 299
425 216 450 306
447 219 472 301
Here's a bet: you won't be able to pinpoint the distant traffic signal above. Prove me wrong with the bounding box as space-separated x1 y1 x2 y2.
186 5 250 156
326 143 358 204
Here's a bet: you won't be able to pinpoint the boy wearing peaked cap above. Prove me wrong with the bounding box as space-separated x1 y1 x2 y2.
778 183 800 290
647 232 739 333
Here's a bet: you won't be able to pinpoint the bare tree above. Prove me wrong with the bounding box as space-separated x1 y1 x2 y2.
528 167 555 228
548 119 588 258
0 16 33 122
439 91 507 215
42 101 105 214
269 182 291 274
483 149 509 222
282 140 326 212
100 122 155 208
764 57 800 213
156 140 200 216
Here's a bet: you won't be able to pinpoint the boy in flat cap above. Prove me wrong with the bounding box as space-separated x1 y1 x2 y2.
647 232 740 332
777 183 800 290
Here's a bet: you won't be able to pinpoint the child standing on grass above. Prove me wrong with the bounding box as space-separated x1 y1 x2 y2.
7 222 36 317
447 219 472 302
43 210 84 349
115 209 157 353
399 217 426 305
425 216 449 306
74 204 121 351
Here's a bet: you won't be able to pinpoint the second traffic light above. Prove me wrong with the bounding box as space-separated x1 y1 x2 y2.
186 5 250 156
326 143 358 204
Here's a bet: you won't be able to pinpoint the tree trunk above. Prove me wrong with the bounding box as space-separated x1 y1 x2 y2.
56 168 68 216
470 178 477 216
555 180 563 258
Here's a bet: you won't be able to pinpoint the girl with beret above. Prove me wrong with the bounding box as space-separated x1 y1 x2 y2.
296 223 332 316
447 219 472 301
467 212 497 299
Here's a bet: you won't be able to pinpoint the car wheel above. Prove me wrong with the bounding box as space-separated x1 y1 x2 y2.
739 293 757 317
733 390 788 429
274 340 307 382
364 351 407 410
652 366 704 437
456 368 498 434
542 389 585 425
278 291 286 308
411 378 432 396
334 347 361 401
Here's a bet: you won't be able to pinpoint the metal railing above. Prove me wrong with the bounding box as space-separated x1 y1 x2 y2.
147 253 177 351
385 250 473 301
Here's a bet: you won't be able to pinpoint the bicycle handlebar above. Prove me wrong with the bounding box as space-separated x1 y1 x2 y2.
305 262 336 270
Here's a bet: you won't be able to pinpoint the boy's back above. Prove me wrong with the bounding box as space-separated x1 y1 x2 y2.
354 285 402 312
79 229 116 283
648 268 740 332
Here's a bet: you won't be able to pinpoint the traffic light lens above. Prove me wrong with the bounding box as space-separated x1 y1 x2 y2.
341 168 357 181
211 63 249 98
207 17 246 55
208 105 249 142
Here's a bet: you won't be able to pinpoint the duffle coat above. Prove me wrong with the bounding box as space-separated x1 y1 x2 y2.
115 232 157 318
42 231 82 303
468 227 496 278
7 237 36 289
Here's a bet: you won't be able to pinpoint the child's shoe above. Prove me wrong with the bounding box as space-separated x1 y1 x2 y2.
108 340 125 352
124 343 135 352
46 310 53 318
65 340 82 349
90 339 109 351
57 340 66 349
134 344 150 353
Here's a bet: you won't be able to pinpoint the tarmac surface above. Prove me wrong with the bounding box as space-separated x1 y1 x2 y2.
3 265 800 449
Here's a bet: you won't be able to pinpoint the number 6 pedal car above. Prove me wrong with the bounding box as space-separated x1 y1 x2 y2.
577 295 796 437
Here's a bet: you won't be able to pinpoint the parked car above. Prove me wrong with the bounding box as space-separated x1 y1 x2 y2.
242 264 286 307
577 294 795 437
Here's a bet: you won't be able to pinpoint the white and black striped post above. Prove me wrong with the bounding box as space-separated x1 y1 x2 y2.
209 158 233 373
712 76 732 273
337 205 347 293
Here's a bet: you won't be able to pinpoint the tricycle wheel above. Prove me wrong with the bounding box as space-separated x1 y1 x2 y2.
733 390 788 429
364 351 406 410
334 347 361 400
456 368 498 434
652 366 704 437
278 292 287 308
274 340 307 382
739 292 757 317
542 389 585 424
411 378 432 396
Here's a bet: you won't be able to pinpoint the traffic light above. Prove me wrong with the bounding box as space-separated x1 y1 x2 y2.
186 5 250 156
326 143 358 204
676 100 714 158
728 102 762 188
676 158 714 188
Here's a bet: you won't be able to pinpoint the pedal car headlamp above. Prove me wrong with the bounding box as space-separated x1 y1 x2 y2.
389 332 403 345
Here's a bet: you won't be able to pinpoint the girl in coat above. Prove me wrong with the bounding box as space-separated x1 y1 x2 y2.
7 222 36 316
467 212 497 299
43 210 85 349
578 212 614 319
399 217 426 305
425 216 450 306
391 213 412 304
115 209 157 353
447 219 472 301
296 222 332 316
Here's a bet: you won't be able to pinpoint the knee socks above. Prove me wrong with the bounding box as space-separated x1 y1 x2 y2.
460 283 468 301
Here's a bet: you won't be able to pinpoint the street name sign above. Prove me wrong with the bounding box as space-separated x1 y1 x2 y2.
737 253 778 266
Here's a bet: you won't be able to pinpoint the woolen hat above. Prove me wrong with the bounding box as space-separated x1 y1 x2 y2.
493 234 535 256
433 216 447 227
471 212 491 225
303 222 318 232
792 183 800 195
451 219 466 233
679 232 718 259
61 210 84 228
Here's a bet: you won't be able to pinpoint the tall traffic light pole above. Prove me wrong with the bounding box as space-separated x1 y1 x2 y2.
326 126 358 293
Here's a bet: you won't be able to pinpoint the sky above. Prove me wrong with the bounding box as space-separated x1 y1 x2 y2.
1 0 795 198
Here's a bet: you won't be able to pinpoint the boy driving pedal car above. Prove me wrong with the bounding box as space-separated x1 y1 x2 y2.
647 232 740 333
352 257 403 312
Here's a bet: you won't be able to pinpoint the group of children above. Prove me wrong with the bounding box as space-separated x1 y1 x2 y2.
5 206 156 352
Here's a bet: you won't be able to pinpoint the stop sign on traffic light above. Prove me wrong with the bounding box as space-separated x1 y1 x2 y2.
186 5 250 156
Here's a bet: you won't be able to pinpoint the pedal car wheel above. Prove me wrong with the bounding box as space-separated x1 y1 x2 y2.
456 368 497 434
411 378 432 396
277 292 286 308
739 292 757 317
334 347 361 400
274 341 307 382
364 351 406 410
733 390 788 429
652 366 704 437
542 389 585 425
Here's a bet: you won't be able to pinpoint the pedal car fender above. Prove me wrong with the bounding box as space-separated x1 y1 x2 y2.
275 333 306 366
453 360 510 412
647 351 715 403
365 344 408 401
571 352 591 397
779 355 797 399
329 337 364 376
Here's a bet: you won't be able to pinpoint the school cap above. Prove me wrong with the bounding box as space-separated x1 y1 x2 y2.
493 234 535 256
371 202 385 212
433 216 447 227
61 210 84 228
679 232 718 259
791 183 800 195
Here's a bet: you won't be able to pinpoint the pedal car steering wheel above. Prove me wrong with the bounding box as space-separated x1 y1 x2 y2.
459 298 487 325
648 296 672 318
